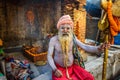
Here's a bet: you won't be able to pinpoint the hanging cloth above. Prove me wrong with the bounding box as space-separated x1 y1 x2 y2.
72 34 85 68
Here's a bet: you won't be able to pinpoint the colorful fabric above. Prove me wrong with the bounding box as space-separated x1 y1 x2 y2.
52 63 94 80
73 34 85 68
57 15 73 29
0 48 4 54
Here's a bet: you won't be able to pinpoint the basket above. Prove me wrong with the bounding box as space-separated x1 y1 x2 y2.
24 47 47 62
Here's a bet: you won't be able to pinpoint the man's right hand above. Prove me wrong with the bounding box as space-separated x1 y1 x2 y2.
54 69 63 77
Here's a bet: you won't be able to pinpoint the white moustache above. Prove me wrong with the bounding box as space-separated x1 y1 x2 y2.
62 34 69 36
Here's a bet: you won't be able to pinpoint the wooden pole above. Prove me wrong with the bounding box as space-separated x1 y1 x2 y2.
102 34 109 80
102 0 111 79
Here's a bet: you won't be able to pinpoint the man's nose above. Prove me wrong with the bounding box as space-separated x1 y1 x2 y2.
63 28 68 32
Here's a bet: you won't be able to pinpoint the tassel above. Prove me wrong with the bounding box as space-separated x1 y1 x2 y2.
66 67 73 80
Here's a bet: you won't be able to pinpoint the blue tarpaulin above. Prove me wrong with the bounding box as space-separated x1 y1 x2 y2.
85 0 101 17
114 33 120 45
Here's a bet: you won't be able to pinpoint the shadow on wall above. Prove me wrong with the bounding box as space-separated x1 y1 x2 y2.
86 17 99 41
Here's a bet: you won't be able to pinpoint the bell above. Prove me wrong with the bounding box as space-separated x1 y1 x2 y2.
98 18 109 31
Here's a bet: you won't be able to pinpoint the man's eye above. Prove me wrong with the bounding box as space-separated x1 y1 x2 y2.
67 27 70 30
61 27 64 29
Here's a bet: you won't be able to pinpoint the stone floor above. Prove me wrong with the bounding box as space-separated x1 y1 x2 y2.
3 46 120 80
115 76 120 80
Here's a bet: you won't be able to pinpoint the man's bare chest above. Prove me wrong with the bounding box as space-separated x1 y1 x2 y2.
54 41 73 53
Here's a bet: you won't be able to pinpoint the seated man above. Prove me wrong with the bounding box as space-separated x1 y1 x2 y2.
47 15 109 80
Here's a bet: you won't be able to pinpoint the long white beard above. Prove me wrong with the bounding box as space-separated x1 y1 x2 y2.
58 32 73 79
58 32 73 66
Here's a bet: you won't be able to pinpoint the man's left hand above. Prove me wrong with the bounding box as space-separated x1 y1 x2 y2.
98 42 111 51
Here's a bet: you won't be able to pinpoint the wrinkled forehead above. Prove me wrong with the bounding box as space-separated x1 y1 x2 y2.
59 24 72 29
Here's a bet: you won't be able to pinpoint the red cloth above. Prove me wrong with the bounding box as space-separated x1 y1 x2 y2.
52 63 94 80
